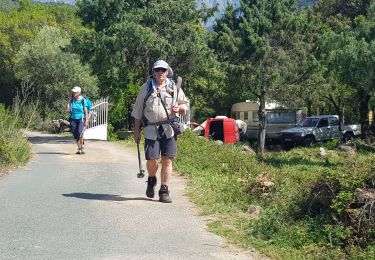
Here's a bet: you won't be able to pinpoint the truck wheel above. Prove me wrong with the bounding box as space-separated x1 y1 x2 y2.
283 142 293 151
343 133 354 144
303 136 315 148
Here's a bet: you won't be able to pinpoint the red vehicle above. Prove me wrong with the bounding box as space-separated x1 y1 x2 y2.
205 117 239 144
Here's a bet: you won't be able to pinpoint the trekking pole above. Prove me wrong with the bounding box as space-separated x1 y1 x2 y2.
79 111 93 139
136 141 145 178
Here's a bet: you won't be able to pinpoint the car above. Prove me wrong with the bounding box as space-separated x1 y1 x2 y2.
279 115 361 148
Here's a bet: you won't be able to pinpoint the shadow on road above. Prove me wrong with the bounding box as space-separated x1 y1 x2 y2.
34 152 71 155
62 192 152 202
28 135 73 144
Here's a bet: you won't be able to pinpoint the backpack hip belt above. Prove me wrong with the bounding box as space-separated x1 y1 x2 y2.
144 118 177 127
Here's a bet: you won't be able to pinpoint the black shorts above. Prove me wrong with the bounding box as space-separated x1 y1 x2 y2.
144 136 177 160
70 118 84 140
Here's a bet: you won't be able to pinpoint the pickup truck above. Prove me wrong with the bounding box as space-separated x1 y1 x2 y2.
279 115 361 147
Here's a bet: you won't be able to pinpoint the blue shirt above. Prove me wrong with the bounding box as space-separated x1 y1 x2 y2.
70 96 88 120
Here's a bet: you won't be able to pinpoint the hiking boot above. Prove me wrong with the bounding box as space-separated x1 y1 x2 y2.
159 185 172 203
146 176 157 198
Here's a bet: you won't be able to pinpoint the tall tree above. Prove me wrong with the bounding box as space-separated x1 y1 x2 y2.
210 0 313 153
315 0 372 20
0 0 87 106
14 26 98 119
317 1 375 137
75 0 222 128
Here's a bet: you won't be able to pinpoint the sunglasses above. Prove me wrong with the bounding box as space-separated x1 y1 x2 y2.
154 68 167 73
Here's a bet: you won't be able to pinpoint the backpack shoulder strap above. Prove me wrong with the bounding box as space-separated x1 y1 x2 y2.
142 80 154 126
70 98 73 113
143 80 154 108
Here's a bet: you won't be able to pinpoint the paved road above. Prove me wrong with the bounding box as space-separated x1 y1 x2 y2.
0 132 263 260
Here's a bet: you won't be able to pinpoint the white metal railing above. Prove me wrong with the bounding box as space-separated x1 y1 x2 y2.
88 97 109 129
84 97 109 140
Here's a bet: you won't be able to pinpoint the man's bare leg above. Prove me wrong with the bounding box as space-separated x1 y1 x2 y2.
160 156 172 185
146 160 158 177
159 156 173 203
146 159 158 198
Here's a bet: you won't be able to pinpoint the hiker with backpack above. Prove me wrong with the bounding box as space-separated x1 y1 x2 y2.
67 86 89 155
132 60 188 203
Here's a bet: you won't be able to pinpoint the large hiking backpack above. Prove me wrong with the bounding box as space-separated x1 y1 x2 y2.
83 96 92 113
143 77 181 108
142 77 180 122
142 77 186 135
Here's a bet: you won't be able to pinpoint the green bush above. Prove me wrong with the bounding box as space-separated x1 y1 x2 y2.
0 104 31 166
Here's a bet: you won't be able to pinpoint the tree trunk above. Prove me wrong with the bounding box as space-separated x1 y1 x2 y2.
257 87 266 155
371 105 375 131
323 95 343 133
306 98 312 117
358 90 370 140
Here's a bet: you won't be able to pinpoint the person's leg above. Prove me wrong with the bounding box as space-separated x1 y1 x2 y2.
158 136 177 203
146 160 158 177
145 139 160 198
78 137 85 153
160 156 172 186
76 119 85 153
70 120 81 154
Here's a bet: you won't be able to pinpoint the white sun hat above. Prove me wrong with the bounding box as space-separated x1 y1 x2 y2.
71 86 81 93
153 60 173 78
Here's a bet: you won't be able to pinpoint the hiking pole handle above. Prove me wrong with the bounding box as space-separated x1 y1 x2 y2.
136 141 145 178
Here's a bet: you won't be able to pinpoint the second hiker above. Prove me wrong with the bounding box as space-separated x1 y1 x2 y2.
67 86 89 155
132 60 188 203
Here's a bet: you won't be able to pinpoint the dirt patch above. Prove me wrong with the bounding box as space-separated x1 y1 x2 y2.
0 165 16 178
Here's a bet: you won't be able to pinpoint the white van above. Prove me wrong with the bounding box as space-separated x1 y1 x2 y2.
231 101 303 142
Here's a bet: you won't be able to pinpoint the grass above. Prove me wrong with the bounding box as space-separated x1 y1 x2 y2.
117 131 374 259
0 104 31 167
173 131 375 259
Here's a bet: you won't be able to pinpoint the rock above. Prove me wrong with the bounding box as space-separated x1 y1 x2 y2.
346 208 361 218
256 172 269 183
317 147 327 157
262 181 275 188
251 187 263 194
52 119 70 133
215 140 223 145
339 145 356 158
261 192 272 198
241 145 256 155
355 188 375 203
297 151 305 156
347 188 375 231
59 119 70 126
247 205 261 219
255 172 275 191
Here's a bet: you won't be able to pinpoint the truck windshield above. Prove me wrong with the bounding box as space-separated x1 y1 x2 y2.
298 118 320 127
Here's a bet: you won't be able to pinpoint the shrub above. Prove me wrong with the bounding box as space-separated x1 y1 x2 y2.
0 104 31 166
175 132 375 259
